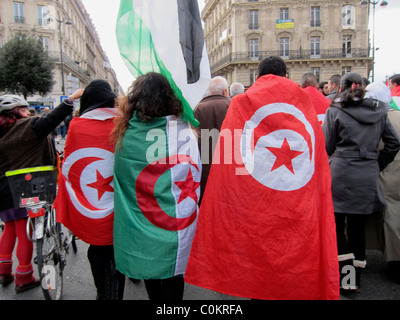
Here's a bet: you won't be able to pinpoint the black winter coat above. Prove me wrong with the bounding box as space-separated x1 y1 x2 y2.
322 98 400 214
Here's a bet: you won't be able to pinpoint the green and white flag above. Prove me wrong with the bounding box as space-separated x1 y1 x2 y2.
116 0 211 127
113 115 201 279
389 97 400 111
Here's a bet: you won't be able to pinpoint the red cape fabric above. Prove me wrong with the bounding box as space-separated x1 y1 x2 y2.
185 75 339 300
303 86 331 124
55 117 115 246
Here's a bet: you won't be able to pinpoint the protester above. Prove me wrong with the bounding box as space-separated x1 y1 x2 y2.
185 56 339 300
229 82 245 98
389 74 400 110
327 74 341 101
0 92 81 293
319 81 329 96
365 81 400 282
55 80 125 300
111 72 201 300
193 76 230 204
322 73 400 292
301 73 331 124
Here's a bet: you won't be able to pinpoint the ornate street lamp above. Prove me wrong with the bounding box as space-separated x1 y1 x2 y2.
360 0 388 82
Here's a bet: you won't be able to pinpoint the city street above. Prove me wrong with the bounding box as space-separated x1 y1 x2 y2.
0 236 399 301
0 137 399 302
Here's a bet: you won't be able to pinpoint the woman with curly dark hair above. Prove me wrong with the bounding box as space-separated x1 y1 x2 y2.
111 72 201 301
323 72 400 292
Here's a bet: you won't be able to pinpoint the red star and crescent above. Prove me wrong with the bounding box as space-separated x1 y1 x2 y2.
136 155 200 231
87 170 114 201
174 169 200 204
266 138 304 174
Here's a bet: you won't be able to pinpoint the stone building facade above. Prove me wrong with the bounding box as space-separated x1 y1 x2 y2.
202 0 371 87
0 0 121 108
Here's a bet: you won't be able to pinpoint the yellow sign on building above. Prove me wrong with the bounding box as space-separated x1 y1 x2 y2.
276 19 295 29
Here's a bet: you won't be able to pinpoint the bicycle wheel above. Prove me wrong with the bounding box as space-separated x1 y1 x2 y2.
36 214 64 300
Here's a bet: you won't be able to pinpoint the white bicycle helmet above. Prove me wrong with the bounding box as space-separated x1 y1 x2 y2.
0 95 29 114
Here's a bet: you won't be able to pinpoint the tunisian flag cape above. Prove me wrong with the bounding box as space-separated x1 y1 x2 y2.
303 86 331 125
185 75 339 300
55 108 118 246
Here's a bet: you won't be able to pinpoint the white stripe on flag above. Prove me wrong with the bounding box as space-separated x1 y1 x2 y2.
166 116 201 275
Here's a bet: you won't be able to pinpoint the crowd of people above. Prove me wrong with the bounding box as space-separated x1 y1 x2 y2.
1 56 400 300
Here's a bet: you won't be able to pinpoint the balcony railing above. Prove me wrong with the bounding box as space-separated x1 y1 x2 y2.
48 51 90 81
211 48 369 71
14 16 25 23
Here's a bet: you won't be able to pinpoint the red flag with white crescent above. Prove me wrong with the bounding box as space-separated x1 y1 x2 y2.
185 75 339 300
55 111 116 246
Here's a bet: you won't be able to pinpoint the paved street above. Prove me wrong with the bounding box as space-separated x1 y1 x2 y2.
1 137 399 302
0 236 399 301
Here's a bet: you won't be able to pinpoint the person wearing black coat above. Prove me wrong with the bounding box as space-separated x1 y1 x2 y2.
322 72 400 292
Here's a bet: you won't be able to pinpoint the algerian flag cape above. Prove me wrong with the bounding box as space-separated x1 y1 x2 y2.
113 115 201 279
116 0 211 127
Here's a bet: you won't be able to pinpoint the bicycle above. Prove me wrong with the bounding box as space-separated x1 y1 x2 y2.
5 166 76 300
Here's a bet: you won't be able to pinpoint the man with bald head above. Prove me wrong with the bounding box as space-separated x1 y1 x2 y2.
193 76 230 204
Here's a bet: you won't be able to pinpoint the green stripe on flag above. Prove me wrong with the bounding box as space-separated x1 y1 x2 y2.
116 0 200 127
389 97 400 111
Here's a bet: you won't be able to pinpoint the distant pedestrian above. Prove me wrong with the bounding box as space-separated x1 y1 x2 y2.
193 76 230 204
327 74 341 101
229 82 245 98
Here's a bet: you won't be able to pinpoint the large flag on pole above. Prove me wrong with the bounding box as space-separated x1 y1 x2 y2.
55 109 118 246
116 0 211 127
185 75 339 300
113 115 201 279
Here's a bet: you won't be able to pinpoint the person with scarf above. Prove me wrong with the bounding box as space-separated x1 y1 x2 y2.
323 73 400 292
0 92 81 293
55 80 125 300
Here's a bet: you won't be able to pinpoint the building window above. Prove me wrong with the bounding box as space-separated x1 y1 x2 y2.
342 66 352 75
279 37 289 59
310 36 321 58
342 5 355 28
248 0 258 2
342 35 352 57
280 8 289 20
249 10 259 29
41 37 50 51
13 2 25 23
249 39 259 60
310 7 321 27
250 69 257 84
311 67 321 83
37 5 49 26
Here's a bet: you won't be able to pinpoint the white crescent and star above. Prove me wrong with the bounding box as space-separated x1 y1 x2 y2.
62 148 114 219
240 102 315 191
